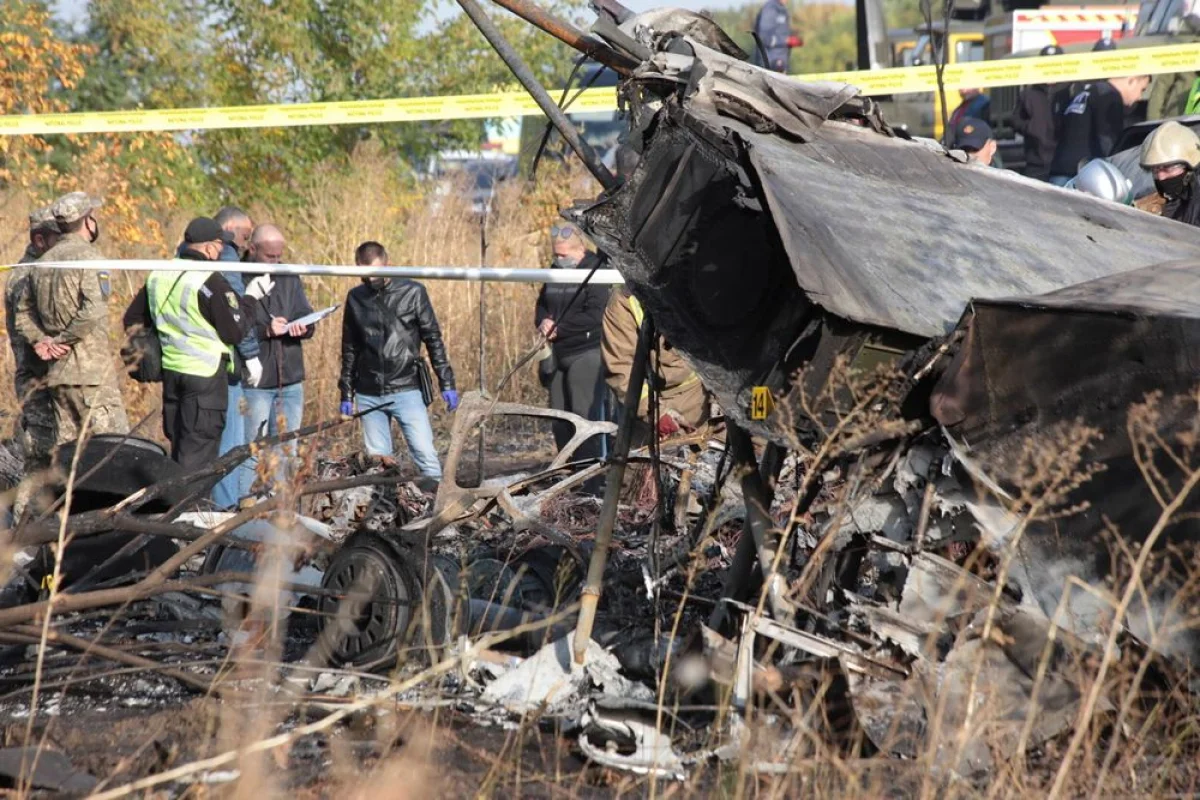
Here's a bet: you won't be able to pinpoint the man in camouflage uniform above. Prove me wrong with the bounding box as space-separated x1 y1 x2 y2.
14 192 129 447
5 206 60 468
602 285 712 447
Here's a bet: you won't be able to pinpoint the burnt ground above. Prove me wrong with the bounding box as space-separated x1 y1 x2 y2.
0 631 714 797
0 439 738 796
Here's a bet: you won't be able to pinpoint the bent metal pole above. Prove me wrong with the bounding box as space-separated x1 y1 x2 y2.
485 0 638 74
455 0 618 191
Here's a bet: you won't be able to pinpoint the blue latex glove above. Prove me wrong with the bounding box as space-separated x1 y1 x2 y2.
442 390 459 411
339 400 353 416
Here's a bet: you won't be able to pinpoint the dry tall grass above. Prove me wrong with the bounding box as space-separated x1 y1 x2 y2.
1 148 600 450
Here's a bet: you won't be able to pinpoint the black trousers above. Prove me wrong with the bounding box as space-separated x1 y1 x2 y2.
162 368 228 470
546 346 605 461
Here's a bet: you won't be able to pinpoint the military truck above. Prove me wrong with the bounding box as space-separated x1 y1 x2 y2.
874 0 1144 154
875 20 986 141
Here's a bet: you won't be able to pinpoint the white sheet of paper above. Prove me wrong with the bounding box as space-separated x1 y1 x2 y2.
288 304 339 328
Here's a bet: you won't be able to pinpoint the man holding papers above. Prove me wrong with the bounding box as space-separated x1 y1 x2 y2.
241 224 317 493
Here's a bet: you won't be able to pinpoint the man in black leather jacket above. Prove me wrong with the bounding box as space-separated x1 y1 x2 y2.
339 241 457 479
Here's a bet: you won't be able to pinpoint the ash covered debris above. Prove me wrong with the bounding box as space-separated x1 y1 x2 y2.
422 0 1200 787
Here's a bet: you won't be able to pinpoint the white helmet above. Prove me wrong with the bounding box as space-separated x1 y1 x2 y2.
1068 159 1133 205
1139 120 1200 170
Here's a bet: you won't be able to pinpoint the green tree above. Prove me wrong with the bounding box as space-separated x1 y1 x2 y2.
71 0 214 111
57 0 589 209
195 0 588 204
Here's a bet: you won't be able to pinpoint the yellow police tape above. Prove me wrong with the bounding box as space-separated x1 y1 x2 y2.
813 43 1200 95
1 44 1197 136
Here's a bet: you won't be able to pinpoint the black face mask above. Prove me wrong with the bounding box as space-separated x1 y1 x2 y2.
86 217 100 244
1155 171 1192 201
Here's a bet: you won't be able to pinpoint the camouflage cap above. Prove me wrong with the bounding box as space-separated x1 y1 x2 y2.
28 205 60 234
50 191 102 226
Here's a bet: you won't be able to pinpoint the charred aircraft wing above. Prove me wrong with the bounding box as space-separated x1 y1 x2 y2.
573 30 1200 437
930 260 1200 658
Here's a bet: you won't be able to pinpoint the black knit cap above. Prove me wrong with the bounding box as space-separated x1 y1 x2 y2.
183 216 223 244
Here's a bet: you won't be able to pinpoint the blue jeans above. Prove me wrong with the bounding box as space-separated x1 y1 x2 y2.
357 390 442 478
212 382 248 509
243 383 304 490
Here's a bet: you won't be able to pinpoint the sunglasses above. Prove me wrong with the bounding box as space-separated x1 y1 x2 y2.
550 224 579 240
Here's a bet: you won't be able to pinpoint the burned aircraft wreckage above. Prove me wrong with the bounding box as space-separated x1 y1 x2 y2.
450 0 1200 664
5 0 1200 782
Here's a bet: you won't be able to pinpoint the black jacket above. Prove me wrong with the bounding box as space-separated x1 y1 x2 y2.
1164 173 1200 227
1049 81 1126 177
244 272 315 389
1014 83 1071 180
534 252 610 360
339 279 455 401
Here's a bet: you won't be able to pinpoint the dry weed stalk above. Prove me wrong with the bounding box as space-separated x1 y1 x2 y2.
1044 392 1200 798
19 407 93 799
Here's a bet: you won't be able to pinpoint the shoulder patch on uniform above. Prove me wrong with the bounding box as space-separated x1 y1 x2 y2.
226 291 239 308
199 284 213 299
98 270 111 298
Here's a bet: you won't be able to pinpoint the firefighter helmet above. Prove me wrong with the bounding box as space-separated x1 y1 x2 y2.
1139 121 1200 171
1040 44 1064 57
1069 159 1133 204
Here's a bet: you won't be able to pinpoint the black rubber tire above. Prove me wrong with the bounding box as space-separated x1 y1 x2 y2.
52 435 190 513
513 545 584 608
315 531 420 670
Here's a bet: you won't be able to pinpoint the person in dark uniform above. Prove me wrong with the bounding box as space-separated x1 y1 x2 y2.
753 0 801 73
123 217 274 468
534 222 610 460
1136 120 1200 223
1014 45 1072 181
949 88 991 130
1048 74 1150 185
951 117 998 166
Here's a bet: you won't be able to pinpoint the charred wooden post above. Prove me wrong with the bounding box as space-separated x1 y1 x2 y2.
573 314 654 665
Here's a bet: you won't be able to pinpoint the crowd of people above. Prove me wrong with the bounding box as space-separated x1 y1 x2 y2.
12 37 1200 511
944 38 1200 224
6 198 465 511
5 201 709 512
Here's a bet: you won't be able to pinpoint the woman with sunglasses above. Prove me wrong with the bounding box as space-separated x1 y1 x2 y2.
534 222 611 461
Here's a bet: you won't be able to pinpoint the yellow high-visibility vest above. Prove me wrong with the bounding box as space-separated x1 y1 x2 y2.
147 269 232 377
